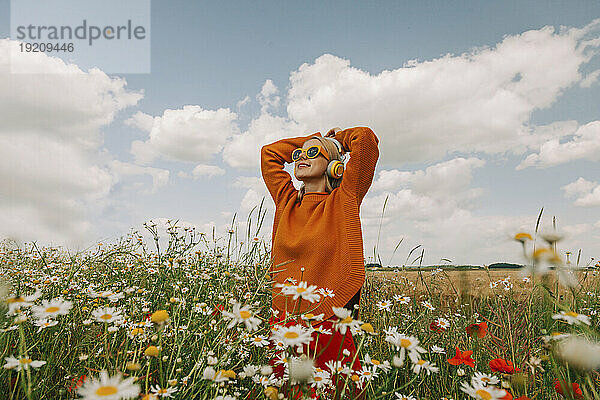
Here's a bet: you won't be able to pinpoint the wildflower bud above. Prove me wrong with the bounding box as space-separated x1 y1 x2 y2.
260 365 273 376
168 379 177 386
176 357 182 363
126 362 141 371
264 386 279 400
151 310 169 324
162 356 169 362
151 334 158 341
145 346 159 357
176 368 182 373
457 368 465 376
392 355 403 368
342 349 350 357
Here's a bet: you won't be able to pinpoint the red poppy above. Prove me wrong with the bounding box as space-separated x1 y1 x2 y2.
430 320 445 333
447 346 476 368
501 392 513 400
554 379 584 399
489 358 520 374
466 321 488 338
67 374 87 393
514 397 531 400
211 303 225 317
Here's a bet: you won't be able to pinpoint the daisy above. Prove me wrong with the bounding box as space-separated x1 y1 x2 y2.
309 368 332 389
394 295 411 304
472 371 499 386
77 370 140 400
362 353 391 373
357 366 379 385
221 301 262 332
385 333 426 365
431 345 446 354
395 393 417 400
92 307 123 324
377 300 393 311
312 325 332 335
331 307 363 335
31 297 72 319
421 301 435 311
325 360 351 376
270 324 313 348
460 380 508 400
409 353 439 375
5 288 42 314
251 335 269 347
3 356 46 371
301 312 324 322
281 281 321 303
552 311 591 326
150 385 178 398
316 287 335 298
34 318 58 332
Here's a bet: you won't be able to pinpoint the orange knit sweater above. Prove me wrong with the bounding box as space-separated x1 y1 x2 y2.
261 126 379 324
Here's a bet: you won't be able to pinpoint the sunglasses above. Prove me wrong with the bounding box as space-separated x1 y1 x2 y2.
291 145 330 161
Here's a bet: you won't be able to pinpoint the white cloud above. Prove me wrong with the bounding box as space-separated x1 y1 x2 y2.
127 105 240 165
516 121 600 169
0 39 141 246
257 79 280 114
191 164 226 178
281 20 600 163
562 177 600 207
109 160 170 194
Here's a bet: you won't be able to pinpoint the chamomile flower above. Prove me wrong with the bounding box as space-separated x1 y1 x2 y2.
409 353 439 375
270 324 313 348
460 380 507 399
309 368 331 389
34 318 58 332
377 300 393 311
3 356 46 371
395 393 417 400
221 301 262 331
77 370 140 400
331 307 363 335
251 335 269 347
385 333 426 366
394 295 411 304
472 371 499 386
421 301 435 311
92 307 123 324
31 297 72 319
431 345 446 354
552 311 591 326
281 281 321 303
5 288 42 314
150 385 178 397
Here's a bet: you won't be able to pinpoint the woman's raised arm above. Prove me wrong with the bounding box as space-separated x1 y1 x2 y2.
260 132 321 206
333 127 379 207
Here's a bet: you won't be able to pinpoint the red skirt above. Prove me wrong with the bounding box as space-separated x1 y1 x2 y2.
267 314 365 399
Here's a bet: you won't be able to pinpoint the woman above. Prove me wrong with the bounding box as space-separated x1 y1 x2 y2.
260 126 379 399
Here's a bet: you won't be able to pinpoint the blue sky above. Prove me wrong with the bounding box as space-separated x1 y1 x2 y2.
1 1 599 266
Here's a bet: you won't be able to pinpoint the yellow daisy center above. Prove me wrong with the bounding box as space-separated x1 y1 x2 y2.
400 339 412 348
20 358 32 364
482 377 490 382
372 359 380 365
240 310 251 319
315 376 322 381
305 313 314 318
100 314 113 320
45 306 60 313
341 316 353 324
296 288 306 293
158 388 167 394
95 386 118 396
284 331 299 339
475 389 492 400
565 311 578 317
7 297 25 304
417 360 425 365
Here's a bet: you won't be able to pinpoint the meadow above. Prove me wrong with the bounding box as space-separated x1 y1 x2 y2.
1 218 599 400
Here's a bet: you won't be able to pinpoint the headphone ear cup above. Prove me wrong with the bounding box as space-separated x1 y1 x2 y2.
327 160 344 179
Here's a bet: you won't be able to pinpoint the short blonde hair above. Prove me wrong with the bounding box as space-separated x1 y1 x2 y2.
295 135 344 204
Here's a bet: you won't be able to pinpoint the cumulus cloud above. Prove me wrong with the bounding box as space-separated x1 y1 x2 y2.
281 20 600 164
562 177 600 207
126 106 240 165
109 160 169 194
0 39 142 246
257 79 281 114
516 121 600 169
190 164 226 179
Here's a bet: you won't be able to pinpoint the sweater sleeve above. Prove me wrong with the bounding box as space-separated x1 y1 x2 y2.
334 126 380 206
261 132 322 206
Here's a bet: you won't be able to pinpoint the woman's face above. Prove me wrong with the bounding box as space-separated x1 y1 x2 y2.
294 138 329 181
